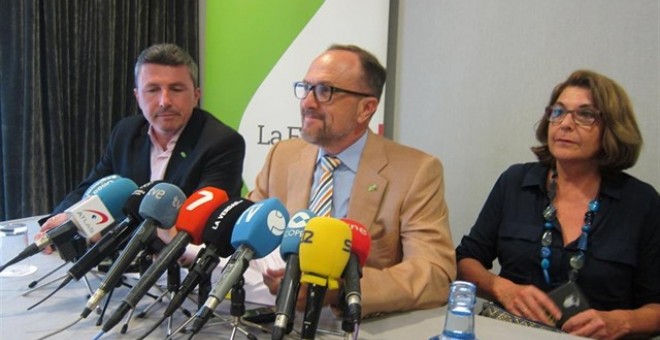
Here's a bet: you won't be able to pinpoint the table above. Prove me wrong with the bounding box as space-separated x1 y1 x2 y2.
1 216 587 339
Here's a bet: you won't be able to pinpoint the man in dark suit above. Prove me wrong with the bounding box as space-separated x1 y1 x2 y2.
37 43 245 248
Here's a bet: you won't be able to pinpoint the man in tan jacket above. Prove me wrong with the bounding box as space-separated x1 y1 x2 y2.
249 44 456 317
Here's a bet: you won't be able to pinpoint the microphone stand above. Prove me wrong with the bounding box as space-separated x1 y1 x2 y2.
95 248 159 326
23 236 100 311
339 289 359 340
197 274 212 310
23 236 87 296
158 271 221 340
22 271 68 296
228 277 258 340
135 262 182 337
26 261 67 289
117 238 165 335
180 276 265 340
118 238 192 337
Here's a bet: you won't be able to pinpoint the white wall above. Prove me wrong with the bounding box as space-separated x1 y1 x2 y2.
392 1 659 246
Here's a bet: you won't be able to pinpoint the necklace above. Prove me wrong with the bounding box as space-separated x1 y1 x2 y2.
540 169 600 285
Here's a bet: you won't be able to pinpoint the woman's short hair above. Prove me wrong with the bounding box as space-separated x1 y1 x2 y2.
531 70 643 173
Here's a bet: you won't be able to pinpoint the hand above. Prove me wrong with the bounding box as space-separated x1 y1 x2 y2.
157 226 177 244
262 269 340 312
493 277 562 326
34 213 69 254
562 309 630 339
177 244 202 267
263 268 285 295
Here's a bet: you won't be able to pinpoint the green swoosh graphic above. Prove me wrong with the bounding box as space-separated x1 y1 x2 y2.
204 0 324 129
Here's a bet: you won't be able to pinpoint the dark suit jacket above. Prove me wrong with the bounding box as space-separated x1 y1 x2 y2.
249 131 456 316
52 108 245 214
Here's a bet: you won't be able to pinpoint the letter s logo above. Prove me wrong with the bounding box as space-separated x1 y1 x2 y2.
342 239 352 253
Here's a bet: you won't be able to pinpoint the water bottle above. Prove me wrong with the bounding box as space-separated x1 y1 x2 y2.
429 280 477 340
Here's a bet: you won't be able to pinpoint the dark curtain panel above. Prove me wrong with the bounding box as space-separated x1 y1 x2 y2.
0 0 199 221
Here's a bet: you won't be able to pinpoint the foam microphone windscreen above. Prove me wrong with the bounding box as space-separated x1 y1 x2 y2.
230 198 289 258
340 218 371 267
94 177 138 222
280 210 315 258
174 187 229 245
82 174 121 198
202 198 254 257
138 183 187 228
299 217 352 289
121 180 163 219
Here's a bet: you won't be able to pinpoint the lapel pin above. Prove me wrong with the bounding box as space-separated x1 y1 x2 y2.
368 184 378 192
180 151 187 159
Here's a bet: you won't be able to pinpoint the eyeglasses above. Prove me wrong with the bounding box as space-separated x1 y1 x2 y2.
293 81 374 103
545 105 601 126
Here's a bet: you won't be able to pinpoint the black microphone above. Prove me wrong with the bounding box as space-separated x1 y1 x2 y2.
164 198 253 318
272 209 316 340
100 187 229 334
81 182 185 318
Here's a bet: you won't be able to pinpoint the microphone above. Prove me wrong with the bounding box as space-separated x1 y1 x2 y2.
101 187 229 334
28 181 162 311
133 198 255 339
81 182 185 318
82 174 122 197
190 198 289 333
339 218 371 335
163 197 253 318
299 217 352 340
0 176 137 272
272 209 316 340
66 181 163 282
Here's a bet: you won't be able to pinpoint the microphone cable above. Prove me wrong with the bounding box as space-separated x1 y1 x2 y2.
135 314 167 340
26 275 73 310
34 316 83 340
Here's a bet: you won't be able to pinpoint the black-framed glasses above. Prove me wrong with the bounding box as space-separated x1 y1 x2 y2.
545 105 601 126
293 81 374 103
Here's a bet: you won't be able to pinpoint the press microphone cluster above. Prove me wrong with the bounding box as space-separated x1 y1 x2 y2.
190 197 290 334
0 175 137 273
269 215 372 340
25 181 165 311
163 198 254 319
299 217 353 340
100 187 229 334
272 209 316 340
67 181 163 283
81 182 186 318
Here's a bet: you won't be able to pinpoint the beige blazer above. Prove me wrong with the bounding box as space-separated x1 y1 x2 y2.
248 131 456 316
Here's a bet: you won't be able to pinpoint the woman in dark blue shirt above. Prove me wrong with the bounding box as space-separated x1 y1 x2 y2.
456 70 659 339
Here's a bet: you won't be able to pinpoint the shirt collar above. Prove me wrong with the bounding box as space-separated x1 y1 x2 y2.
147 126 183 152
522 163 622 200
316 131 368 173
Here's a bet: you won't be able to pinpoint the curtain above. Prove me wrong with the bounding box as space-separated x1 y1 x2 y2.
0 0 199 221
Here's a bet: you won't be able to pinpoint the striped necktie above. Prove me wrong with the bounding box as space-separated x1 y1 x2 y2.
308 155 341 217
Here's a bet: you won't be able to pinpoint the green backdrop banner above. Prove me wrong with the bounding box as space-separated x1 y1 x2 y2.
203 0 390 196
203 0 323 130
